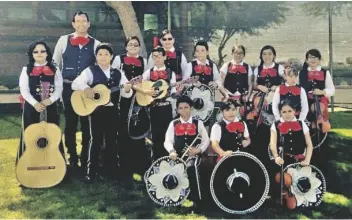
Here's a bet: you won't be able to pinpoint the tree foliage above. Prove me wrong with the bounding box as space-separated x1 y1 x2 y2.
300 1 352 18
188 1 288 65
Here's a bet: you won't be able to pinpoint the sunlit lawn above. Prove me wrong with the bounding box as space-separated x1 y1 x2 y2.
0 112 351 218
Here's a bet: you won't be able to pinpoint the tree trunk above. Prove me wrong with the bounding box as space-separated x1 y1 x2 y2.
179 2 193 60
106 1 147 58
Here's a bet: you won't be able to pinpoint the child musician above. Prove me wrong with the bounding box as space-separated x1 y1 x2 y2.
269 100 313 200
17 41 64 163
220 44 253 103
272 63 308 121
164 96 210 209
183 41 223 91
147 29 188 81
210 101 251 163
298 49 335 130
134 47 178 160
72 43 132 183
112 36 149 183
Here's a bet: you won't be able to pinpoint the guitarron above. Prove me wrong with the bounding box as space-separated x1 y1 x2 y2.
71 76 142 116
16 82 66 188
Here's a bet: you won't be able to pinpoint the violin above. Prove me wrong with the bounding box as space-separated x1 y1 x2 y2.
246 91 268 128
311 94 331 135
275 137 297 210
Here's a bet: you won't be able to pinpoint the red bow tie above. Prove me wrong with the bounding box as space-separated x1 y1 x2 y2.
279 85 301 96
229 64 247 74
175 123 197 136
166 51 177 59
308 70 324 81
278 121 302 134
260 68 277 77
70 36 89 46
150 70 168 80
226 121 245 133
30 66 54 76
124 57 142 67
194 65 212 75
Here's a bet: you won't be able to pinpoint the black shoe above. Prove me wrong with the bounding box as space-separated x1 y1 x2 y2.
83 175 94 183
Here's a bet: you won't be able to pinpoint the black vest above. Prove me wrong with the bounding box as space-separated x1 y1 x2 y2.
62 35 96 80
218 120 245 151
120 54 144 80
256 63 282 87
165 50 183 81
299 68 327 101
279 85 302 112
90 65 122 106
190 60 214 85
275 120 306 155
224 62 250 94
27 65 56 102
173 118 200 154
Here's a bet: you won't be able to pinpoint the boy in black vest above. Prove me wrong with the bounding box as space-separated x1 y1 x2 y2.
72 43 132 183
165 96 210 210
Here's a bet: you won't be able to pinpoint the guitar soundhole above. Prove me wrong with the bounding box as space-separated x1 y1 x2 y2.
93 93 101 100
37 137 48 149
152 84 162 98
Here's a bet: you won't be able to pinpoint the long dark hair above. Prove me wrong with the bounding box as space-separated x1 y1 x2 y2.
302 49 322 70
26 41 56 74
259 45 276 66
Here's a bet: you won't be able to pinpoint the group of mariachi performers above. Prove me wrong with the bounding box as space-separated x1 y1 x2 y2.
17 10 335 214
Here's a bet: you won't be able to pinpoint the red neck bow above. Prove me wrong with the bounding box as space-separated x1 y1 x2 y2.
166 51 177 59
150 70 168 80
278 121 302 134
229 64 247 74
308 70 324 81
30 66 54 76
226 121 245 133
124 56 142 67
194 64 212 75
260 68 277 77
175 123 197 136
279 85 301 96
70 36 89 46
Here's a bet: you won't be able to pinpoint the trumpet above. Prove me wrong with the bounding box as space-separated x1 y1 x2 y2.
180 134 202 162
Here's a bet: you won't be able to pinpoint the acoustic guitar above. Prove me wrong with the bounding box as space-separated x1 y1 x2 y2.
136 76 199 106
71 76 142 116
16 82 66 188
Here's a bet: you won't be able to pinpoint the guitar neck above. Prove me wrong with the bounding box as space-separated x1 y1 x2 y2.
39 109 47 122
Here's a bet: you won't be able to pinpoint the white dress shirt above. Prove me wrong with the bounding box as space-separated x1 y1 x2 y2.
19 62 63 107
220 60 253 76
147 47 188 76
53 32 101 69
210 117 250 142
270 117 309 134
71 65 132 106
272 83 308 121
297 66 335 98
112 54 148 72
142 65 177 94
164 116 210 154
253 62 285 77
182 58 222 87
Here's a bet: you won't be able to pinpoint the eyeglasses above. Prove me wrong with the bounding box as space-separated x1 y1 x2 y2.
152 54 164 59
162 37 173 41
308 56 319 60
33 50 47 54
127 44 140 47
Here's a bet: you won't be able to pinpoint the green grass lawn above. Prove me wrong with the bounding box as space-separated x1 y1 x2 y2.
0 112 351 218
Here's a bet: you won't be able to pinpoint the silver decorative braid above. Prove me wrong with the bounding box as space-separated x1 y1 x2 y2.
226 168 250 191
127 94 151 140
